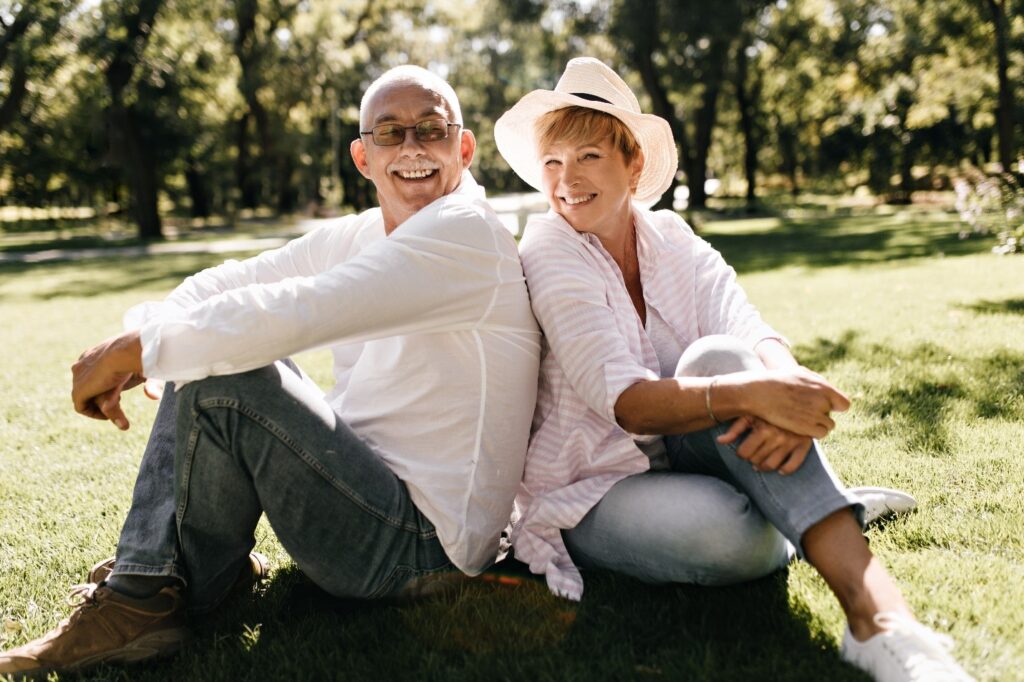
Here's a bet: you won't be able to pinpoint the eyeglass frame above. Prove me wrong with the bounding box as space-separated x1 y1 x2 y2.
359 119 463 147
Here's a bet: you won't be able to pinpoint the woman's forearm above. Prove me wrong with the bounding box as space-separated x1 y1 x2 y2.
614 376 748 435
614 368 850 439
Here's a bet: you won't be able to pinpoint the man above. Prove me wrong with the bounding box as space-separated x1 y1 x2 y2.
0 65 540 677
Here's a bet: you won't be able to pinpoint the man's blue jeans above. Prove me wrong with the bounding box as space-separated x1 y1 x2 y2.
562 335 864 586
113 360 452 611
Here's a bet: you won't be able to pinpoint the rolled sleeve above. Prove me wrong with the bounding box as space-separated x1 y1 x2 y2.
521 227 658 424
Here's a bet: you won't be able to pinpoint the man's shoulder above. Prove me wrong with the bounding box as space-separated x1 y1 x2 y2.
433 192 497 227
399 192 511 249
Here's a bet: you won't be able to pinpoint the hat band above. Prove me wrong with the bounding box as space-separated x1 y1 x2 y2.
570 92 612 104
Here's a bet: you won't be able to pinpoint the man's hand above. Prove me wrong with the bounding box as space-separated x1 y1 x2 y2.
717 416 813 475
71 330 145 431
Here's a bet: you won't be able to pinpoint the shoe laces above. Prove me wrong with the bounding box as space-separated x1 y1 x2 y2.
67 584 100 609
873 612 968 681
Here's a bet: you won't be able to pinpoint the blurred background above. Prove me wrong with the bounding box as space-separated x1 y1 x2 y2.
0 0 1021 248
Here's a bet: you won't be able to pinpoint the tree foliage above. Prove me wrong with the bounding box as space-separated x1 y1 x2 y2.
0 0 1021 236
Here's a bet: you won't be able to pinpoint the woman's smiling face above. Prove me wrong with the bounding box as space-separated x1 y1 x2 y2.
539 136 642 237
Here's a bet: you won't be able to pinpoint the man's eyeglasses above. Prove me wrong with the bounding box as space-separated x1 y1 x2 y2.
360 119 462 147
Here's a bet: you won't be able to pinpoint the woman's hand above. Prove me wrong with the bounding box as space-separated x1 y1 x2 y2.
717 416 813 475
720 367 850 439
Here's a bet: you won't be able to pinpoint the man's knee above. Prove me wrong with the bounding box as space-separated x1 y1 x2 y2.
178 365 285 405
676 335 762 377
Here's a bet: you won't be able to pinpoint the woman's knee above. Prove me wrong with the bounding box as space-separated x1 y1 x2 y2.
681 484 790 584
676 335 762 378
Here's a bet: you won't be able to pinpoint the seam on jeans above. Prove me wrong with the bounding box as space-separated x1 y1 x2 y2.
369 560 455 599
175 417 200 539
195 396 434 536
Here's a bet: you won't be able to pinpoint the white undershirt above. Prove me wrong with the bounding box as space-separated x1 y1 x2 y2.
637 304 686 470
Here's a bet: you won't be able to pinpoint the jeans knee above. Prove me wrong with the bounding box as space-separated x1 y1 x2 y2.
691 490 789 584
676 335 762 377
179 365 283 406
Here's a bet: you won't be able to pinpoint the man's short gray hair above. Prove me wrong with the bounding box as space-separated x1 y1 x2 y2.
359 65 463 130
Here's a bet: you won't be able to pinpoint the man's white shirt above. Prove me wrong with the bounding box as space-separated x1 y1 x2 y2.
124 172 541 574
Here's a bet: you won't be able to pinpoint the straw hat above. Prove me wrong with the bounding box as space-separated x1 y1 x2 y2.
494 57 677 205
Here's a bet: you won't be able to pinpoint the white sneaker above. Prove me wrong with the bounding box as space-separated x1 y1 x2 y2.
849 486 917 525
841 612 975 681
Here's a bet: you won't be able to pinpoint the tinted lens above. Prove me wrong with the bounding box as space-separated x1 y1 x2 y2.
414 120 449 142
372 124 405 146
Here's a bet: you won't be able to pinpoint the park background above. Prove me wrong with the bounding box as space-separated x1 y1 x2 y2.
1 0 1023 680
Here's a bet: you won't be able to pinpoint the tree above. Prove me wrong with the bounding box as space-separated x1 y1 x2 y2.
979 0 1018 170
0 1 70 135
611 0 771 210
79 0 165 239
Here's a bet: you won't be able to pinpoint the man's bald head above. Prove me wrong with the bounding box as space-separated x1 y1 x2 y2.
359 65 463 130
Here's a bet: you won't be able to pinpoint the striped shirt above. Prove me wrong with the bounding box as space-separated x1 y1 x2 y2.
512 204 781 600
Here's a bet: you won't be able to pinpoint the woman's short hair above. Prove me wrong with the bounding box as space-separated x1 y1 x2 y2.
535 106 641 164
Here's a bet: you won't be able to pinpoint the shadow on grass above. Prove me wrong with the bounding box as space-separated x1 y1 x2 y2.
796 332 1024 456
0 234 145 255
958 297 1024 316
704 212 991 274
80 565 866 681
1 208 994 304
0 252 257 302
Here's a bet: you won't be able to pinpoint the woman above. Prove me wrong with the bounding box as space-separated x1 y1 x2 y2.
494 58 971 682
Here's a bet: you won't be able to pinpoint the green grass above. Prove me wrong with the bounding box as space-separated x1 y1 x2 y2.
1 207 1022 680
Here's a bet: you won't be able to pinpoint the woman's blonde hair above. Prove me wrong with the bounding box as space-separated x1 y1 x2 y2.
535 106 641 164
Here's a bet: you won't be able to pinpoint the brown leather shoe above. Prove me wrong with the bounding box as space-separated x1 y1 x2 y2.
88 552 271 593
0 584 188 677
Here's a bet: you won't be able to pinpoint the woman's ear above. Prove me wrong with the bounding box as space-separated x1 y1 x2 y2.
629 149 645 194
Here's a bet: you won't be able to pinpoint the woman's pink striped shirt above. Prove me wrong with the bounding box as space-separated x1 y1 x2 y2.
511 205 782 600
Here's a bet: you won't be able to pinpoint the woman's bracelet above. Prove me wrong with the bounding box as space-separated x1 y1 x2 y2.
705 376 721 424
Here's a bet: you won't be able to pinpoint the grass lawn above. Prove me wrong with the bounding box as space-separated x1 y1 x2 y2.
1 206 1022 681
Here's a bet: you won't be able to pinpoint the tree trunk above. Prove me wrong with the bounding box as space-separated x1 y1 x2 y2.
897 134 915 204
108 104 162 240
235 113 260 209
103 0 163 240
625 0 682 211
185 154 211 218
0 59 28 133
986 0 1016 170
734 41 759 210
0 4 36 134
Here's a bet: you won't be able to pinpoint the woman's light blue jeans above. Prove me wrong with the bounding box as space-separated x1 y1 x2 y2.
562 335 863 586
112 360 452 611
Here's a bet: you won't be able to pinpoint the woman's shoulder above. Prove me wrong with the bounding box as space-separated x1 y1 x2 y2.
639 207 697 241
519 212 589 259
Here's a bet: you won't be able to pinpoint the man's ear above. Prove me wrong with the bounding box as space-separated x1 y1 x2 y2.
350 138 372 180
459 129 477 169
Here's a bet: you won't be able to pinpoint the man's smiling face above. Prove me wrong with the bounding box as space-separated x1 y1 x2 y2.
350 82 475 233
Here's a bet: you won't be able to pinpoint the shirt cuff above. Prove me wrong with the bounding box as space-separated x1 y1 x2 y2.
601 361 660 425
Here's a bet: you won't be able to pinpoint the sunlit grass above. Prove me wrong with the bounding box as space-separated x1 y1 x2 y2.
0 207 1021 680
